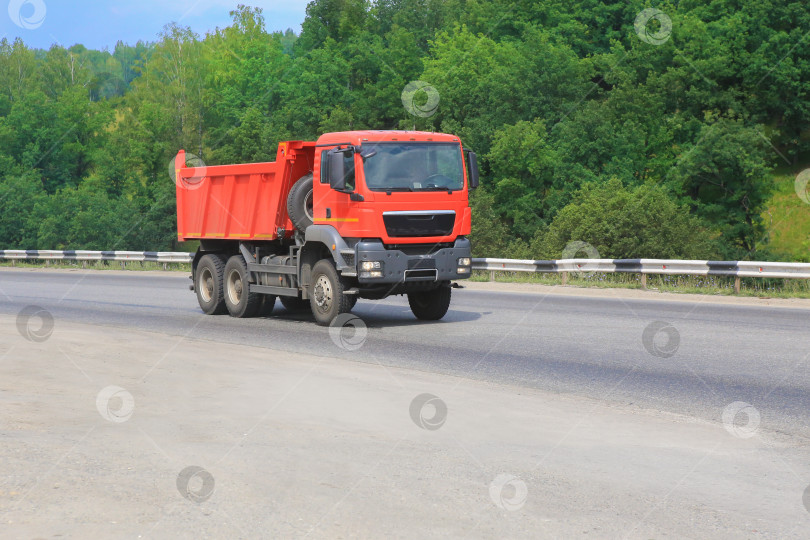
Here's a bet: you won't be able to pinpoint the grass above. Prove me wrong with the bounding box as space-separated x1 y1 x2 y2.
762 168 810 262
470 270 810 299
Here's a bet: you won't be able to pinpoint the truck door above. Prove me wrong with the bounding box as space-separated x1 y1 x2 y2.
313 148 359 235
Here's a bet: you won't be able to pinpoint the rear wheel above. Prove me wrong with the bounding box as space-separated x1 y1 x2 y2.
196 254 227 315
408 286 452 321
280 295 310 313
309 259 353 326
224 255 262 318
287 173 314 232
258 294 276 316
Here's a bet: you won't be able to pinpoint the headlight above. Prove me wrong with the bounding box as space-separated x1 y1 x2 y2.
458 257 471 266
457 267 470 274
361 261 382 271
360 271 384 279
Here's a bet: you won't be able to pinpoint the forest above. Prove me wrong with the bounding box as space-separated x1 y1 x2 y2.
0 0 808 261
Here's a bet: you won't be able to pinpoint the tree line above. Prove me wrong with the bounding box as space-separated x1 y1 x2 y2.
0 0 807 261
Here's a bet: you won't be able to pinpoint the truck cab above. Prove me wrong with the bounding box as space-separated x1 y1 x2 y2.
309 130 475 285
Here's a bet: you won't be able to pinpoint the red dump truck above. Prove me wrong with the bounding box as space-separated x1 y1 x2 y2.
175 130 478 325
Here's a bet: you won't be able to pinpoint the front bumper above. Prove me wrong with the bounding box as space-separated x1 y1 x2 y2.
353 238 472 284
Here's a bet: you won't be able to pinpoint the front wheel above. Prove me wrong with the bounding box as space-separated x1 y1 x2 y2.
408 286 452 321
309 259 353 326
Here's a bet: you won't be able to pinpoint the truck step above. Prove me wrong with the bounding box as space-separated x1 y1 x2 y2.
249 284 300 297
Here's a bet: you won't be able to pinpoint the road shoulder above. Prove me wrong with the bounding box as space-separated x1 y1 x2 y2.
462 280 810 309
1 316 807 538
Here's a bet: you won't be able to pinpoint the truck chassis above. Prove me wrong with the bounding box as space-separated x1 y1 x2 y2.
192 233 471 325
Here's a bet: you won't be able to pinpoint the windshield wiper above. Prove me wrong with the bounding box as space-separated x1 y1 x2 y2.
418 186 457 193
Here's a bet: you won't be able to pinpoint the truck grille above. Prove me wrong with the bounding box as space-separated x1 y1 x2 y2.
382 211 455 237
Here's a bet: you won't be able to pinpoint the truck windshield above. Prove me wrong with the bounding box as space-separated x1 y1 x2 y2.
362 142 465 192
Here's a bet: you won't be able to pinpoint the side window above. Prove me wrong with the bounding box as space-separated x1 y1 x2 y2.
344 153 356 191
321 147 357 191
319 150 329 183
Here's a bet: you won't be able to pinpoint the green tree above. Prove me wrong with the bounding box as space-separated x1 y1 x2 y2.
420 25 590 155
0 0 805 260
487 119 558 238
0 174 46 248
205 6 290 163
670 118 774 258
35 178 139 250
295 0 369 52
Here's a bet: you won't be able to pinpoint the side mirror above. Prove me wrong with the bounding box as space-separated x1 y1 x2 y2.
468 151 480 189
328 149 346 191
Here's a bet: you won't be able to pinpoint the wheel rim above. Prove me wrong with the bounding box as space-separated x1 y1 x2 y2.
199 267 214 303
227 268 243 306
304 189 314 221
313 274 332 312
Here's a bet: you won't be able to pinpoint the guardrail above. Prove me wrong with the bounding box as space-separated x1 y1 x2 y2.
0 250 193 269
1 251 808 293
472 258 810 293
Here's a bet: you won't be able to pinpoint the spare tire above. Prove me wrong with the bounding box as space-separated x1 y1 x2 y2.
287 173 314 232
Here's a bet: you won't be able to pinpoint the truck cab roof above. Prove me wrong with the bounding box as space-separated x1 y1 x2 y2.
316 130 462 146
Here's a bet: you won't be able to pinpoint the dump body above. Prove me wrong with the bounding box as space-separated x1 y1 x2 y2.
175 141 315 242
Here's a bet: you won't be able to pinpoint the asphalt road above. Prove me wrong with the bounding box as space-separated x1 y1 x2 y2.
2 268 810 538
1 269 809 439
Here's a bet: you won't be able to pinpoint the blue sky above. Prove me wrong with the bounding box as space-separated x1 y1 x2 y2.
1 0 309 50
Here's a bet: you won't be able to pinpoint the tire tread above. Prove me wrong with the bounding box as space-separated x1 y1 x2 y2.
224 255 262 318
196 253 227 315
408 286 452 321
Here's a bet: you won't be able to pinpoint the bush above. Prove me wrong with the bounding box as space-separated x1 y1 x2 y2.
468 188 510 257
533 178 721 260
